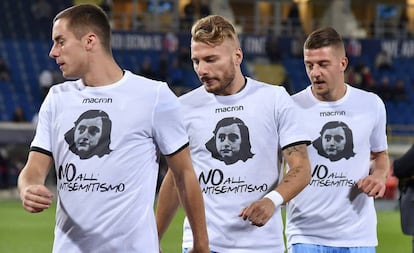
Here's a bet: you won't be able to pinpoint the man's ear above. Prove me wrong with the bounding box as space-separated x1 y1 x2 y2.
234 47 243 66
340 56 348 72
84 33 97 50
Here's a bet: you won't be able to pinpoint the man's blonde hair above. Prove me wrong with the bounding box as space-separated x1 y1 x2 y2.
191 15 239 46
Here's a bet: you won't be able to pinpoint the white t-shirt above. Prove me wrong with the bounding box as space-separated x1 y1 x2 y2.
39 69 53 88
180 77 309 253
31 70 188 253
286 84 388 248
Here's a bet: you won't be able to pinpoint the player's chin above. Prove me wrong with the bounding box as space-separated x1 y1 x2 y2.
204 84 219 93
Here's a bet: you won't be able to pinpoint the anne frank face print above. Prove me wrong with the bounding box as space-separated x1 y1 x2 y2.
215 123 242 159
206 117 254 165
74 117 103 153
313 121 355 162
64 110 113 160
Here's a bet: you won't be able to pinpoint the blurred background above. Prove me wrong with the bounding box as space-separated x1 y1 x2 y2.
0 0 412 204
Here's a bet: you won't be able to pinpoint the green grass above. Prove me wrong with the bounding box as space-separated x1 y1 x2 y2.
377 211 412 252
0 199 411 253
0 200 55 253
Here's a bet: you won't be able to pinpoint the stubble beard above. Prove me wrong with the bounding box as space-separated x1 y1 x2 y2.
205 69 236 95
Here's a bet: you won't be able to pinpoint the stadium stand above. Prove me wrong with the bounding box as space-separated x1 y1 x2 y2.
0 0 73 121
0 0 412 202
0 0 413 142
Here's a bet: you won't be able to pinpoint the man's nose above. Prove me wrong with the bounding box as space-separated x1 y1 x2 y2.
311 65 322 77
196 61 208 76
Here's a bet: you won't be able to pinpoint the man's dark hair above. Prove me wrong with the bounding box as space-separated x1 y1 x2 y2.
304 27 345 52
54 4 112 54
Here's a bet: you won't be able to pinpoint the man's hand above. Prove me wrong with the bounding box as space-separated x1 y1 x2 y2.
357 174 386 198
20 184 53 213
239 198 275 227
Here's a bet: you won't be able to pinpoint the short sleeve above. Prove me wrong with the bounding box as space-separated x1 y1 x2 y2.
370 95 388 152
277 88 311 149
31 91 53 153
153 84 189 155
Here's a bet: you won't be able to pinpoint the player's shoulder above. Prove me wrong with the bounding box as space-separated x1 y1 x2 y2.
125 71 177 100
178 85 206 104
49 79 81 94
348 84 382 102
291 86 310 103
127 70 168 88
247 77 283 89
291 87 307 98
246 77 291 99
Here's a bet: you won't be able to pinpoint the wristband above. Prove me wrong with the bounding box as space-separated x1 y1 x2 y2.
264 191 284 207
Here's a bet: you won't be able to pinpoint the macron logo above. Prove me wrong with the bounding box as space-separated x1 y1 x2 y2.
320 111 346 117
82 98 113 104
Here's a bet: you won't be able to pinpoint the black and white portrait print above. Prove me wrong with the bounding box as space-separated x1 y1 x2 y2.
64 110 113 160
205 117 254 165
312 121 356 162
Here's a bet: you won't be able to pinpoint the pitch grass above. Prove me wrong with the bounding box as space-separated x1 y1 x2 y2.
0 199 411 253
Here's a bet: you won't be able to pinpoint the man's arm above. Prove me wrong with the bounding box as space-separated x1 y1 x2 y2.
164 146 209 253
239 143 311 226
357 150 390 198
276 143 312 201
156 169 180 240
18 151 54 213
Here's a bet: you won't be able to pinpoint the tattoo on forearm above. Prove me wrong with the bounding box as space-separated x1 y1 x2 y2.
283 167 301 183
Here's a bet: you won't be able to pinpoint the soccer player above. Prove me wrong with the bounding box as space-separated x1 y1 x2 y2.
17 4 209 253
156 15 312 253
286 27 390 253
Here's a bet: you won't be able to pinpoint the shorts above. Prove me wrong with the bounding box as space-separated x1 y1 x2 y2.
183 248 218 253
289 244 375 253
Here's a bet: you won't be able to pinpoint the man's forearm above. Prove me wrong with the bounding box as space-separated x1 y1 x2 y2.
371 150 390 183
278 144 311 202
175 171 209 250
156 169 180 239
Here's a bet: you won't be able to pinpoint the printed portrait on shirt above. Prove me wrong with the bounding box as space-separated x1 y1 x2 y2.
312 121 355 162
205 117 254 165
64 110 113 160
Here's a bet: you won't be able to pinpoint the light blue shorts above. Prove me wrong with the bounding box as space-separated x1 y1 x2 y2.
183 248 218 253
289 244 376 253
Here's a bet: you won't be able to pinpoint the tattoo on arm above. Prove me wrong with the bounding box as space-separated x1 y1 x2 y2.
282 144 308 183
283 168 300 183
284 145 301 156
